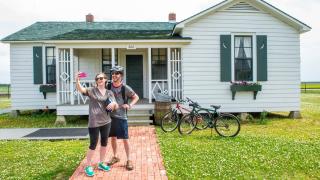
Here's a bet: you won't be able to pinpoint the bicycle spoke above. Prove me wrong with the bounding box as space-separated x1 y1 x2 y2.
161 111 179 132
194 109 211 130
214 114 240 137
178 114 196 135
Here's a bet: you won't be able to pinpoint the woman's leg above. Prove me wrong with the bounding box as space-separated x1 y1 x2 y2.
99 123 111 162
86 127 99 166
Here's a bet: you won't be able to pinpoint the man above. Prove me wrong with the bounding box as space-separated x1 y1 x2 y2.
107 66 139 170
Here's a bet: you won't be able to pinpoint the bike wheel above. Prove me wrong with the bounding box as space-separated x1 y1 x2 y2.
160 110 179 132
214 113 240 137
194 109 211 130
178 114 196 135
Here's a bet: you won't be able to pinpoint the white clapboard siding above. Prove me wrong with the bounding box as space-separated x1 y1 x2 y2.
10 44 57 110
181 8 301 112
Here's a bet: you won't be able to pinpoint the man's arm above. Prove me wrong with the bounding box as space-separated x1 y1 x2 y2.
122 94 139 110
129 94 139 109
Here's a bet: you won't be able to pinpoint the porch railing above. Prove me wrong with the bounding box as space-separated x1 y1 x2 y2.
73 80 95 105
151 80 168 99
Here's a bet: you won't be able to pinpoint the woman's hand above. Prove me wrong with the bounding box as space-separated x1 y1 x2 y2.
75 72 80 82
107 102 118 112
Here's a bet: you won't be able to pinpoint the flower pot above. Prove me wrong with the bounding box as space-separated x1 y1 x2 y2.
230 84 262 100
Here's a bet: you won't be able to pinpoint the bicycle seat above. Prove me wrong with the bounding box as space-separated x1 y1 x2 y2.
189 103 199 107
210 105 221 109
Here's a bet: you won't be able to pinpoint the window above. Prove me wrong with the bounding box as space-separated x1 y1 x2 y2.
102 49 118 76
151 48 167 79
234 36 253 81
46 47 56 84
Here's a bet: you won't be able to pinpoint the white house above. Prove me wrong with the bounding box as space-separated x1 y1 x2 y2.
1 0 311 122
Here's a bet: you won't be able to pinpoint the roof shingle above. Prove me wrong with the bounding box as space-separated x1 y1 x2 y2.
1 22 185 41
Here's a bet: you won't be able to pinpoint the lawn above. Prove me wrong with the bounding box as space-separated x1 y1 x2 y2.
0 97 11 109
0 140 88 180
0 84 10 94
0 93 319 179
157 92 320 179
0 111 88 128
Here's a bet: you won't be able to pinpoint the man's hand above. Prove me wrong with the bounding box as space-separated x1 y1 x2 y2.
122 104 131 110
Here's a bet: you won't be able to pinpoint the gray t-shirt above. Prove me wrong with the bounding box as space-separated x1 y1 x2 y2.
85 87 116 128
110 84 136 119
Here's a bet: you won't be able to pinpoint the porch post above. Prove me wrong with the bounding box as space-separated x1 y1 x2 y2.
148 48 152 103
55 48 60 105
70 48 74 105
111 48 115 67
167 48 171 96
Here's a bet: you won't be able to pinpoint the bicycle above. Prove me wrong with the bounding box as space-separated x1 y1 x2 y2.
178 98 240 137
177 98 211 135
160 98 191 132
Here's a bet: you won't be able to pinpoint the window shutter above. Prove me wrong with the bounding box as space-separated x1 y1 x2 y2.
220 35 232 82
33 46 43 84
257 35 267 81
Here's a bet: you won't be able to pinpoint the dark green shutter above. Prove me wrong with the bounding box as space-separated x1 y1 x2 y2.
33 46 43 84
257 35 268 81
220 35 231 82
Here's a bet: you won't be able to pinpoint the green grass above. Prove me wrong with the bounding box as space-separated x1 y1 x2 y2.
0 140 88 180
157 92 320 179
300 83 320 89
0 97 11 109
1 93 319 179
0 84 10 94
0 111 88 128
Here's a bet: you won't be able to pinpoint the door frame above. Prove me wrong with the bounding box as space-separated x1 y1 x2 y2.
121 50 147 98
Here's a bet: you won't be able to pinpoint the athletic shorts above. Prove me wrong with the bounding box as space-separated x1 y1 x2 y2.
109 117 129 139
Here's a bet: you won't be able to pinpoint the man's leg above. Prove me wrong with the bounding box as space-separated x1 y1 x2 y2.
111 137 118 157
123 139 130 161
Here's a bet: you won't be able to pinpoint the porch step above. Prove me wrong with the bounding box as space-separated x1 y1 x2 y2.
127 106 153 126
128 119 153 126
127 110 152 115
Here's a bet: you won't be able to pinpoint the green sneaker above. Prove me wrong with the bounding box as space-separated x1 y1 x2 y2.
84 166 94 177
98 162 111 172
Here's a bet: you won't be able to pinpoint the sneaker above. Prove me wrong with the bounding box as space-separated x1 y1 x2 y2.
107 156 120 166
98 162 111 172
126 160 134 171
84 166 94 177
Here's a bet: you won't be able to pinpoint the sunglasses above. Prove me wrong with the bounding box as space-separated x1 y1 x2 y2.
95 77 106 81
112 72 121 75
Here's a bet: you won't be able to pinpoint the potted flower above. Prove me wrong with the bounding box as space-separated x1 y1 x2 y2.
39 84 56 99
230 81 262 100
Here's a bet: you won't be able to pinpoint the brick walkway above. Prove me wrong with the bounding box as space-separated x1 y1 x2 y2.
70 126 168 180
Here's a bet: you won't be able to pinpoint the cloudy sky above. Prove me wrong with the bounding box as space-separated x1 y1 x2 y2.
0 0 319 83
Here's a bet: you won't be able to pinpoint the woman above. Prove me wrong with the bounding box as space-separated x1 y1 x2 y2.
76 72 118 177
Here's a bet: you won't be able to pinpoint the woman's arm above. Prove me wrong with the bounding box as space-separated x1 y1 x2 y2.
106 91 119 111
75 72 87 94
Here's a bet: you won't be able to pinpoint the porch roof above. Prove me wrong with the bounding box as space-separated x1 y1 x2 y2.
2 22 190 41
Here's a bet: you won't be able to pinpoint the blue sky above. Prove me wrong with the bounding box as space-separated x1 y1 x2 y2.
0 0 319 83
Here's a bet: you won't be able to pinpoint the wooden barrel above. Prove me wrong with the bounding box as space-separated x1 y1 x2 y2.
154 101 171 125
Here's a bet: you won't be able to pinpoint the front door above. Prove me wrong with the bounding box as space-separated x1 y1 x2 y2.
126 55 143 97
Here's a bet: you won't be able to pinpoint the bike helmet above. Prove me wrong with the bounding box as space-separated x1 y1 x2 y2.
110 66 124 74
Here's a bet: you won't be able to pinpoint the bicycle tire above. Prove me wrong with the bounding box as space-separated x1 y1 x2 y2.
178 114 196 135
214 113 240 137
194 109 211 130
160 110 179 132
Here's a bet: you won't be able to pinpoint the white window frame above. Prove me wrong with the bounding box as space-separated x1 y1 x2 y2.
231 33 257 82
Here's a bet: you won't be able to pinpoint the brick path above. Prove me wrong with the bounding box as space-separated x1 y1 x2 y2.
70 126 168 180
